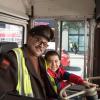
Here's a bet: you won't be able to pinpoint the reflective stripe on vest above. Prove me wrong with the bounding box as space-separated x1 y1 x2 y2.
45 60 57 93
13 48 33 97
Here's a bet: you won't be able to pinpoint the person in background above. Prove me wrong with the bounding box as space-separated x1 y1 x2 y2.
45 50 98 99
0 25 58 100
73 42 78 54
70 42 73 52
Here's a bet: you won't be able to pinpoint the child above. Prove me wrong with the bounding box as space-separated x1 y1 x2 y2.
45 50 98 98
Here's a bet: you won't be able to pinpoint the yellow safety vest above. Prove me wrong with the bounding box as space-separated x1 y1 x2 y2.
13 48 33 97
45 60 57 93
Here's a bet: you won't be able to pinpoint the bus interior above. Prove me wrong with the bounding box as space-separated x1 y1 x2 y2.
0 0 100 99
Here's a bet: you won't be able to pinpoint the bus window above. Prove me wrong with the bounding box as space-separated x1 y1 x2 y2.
0 22 24 47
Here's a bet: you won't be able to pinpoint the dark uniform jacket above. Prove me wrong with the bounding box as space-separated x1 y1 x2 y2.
0 45 58 100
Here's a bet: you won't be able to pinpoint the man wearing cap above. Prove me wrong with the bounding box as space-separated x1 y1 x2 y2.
0 25 58 100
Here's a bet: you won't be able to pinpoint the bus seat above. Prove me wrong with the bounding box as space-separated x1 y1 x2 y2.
0 42 18 53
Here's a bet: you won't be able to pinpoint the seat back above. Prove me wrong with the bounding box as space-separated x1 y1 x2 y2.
0 42 18 53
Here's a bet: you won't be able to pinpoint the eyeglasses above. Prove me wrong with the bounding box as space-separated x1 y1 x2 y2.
32 37 48 48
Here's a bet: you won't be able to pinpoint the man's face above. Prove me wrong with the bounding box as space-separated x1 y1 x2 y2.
47 55 60 72
27 35 48 57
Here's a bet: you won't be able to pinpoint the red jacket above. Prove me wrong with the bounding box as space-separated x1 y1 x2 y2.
47 67 84 93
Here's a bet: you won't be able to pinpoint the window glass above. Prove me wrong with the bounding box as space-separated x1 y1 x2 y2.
61 21 85 78
79 36 84 46
0 22 24 47
69 28 78 34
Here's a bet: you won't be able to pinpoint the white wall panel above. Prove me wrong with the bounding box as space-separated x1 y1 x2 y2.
33 0 95 19
0 0 29 19
0 0 95 19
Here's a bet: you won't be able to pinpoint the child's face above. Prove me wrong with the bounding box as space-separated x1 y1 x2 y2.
47 55 60 72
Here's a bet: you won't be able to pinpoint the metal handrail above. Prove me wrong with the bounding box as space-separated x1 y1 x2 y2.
59 76 100 100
